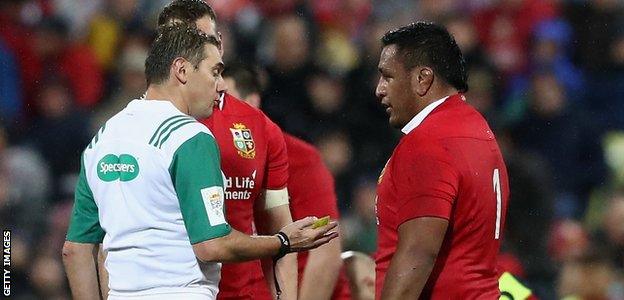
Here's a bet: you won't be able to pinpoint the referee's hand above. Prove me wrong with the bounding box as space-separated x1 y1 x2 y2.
280 217 339 252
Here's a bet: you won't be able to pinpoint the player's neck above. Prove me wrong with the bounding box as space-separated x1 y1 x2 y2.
418 85 458 109
145 85 190 115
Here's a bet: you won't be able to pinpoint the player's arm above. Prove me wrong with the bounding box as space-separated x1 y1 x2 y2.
63 154 106 300
254 189 298 300
256 120 297 299
170 133 337 263
299 231 342 300
380 217 448 299
298 157 343 300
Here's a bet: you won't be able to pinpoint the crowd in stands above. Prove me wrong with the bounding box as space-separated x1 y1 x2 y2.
1 0 623 298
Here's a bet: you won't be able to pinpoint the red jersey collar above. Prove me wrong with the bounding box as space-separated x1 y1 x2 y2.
400 93 465 135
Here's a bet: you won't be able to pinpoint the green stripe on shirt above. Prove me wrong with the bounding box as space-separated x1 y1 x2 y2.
149 115 190 145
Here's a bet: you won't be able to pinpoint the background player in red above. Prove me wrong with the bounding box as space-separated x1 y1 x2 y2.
374 22 509 299
158 2 297 299
221 63 351 300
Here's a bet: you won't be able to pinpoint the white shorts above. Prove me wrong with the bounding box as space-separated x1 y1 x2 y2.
108 292 215 300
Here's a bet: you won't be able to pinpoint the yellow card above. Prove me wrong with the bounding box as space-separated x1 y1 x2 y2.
311 216 330 229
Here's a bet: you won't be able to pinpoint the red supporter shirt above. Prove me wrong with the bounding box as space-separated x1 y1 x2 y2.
201 94 289 299
375 94 509 299
251 134 350 300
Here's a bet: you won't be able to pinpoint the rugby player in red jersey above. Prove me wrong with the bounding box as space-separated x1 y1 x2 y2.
158 2 297 299
374 22 509 299
222 63 351 300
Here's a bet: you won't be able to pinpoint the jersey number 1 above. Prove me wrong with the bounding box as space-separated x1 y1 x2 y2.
493 169 502 240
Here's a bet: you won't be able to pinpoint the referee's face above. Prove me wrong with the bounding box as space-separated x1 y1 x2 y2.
186 44 225 118
376 45 419 129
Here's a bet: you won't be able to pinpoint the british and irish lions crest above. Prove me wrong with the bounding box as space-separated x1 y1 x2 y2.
230 123 256 159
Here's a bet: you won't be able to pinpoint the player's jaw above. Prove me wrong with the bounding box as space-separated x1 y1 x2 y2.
378 96 403 128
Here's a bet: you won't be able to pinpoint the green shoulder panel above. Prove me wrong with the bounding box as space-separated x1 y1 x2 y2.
169 132 231 244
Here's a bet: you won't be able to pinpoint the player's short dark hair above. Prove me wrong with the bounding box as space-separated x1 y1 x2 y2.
157 0 217 26
382 22 468 92
145 24 220 85
222 63 262 98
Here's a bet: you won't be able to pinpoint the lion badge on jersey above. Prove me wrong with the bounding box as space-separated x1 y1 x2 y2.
230 123 256 159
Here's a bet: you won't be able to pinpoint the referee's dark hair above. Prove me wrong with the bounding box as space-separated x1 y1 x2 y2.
382 22 468 92
158 0 217 26
145 24 221 85
222 63 262 98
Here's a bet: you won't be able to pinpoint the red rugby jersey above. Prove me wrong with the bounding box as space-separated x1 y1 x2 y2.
251 134 350 300
201 94 289 299
375 94 509 299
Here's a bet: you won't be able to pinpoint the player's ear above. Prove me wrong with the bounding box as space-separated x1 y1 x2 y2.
172 57 188 84
411 66 434 96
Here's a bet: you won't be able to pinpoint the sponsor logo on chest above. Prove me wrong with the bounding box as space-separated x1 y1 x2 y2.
230 123 256 159
224 170 257 201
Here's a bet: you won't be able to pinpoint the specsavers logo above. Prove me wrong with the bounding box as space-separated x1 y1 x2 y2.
97 154 140 182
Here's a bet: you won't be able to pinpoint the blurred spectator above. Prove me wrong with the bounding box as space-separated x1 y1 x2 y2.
87 0 147 70
0 0 40 116
465 66 499 123
343 19 399 173
417 0 460 21
369 0 416 25
592 193 624 273
310 0 371 38
531 19 584 99
306 71 352 137
6 235 38 299
53 0 102 38
604 132 624 189
565 0 624 72
509 71 606 218
582 30 624 131
445 14 496 72
316 130 355 206
0 39 22 122
0 124 50 241
29 254 68 299
341 178 377 254
92 42 148 129
499 126 557 296
32 17 104 109
261 14 317 139
557 248 624 300
548 220 590 263
472 0 558 77
506 18 585 109
24 78 91 201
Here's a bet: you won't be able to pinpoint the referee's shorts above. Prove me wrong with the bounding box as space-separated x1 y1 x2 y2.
108 291 216 300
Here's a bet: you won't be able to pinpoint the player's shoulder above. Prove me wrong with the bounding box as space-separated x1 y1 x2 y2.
419 94 495 142
284 133 322 168
285 134 320 161
222 93 265 118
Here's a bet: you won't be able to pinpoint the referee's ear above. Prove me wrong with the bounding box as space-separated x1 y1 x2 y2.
172 57 189 85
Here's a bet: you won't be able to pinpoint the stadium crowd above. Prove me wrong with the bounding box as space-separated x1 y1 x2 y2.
1 0 623 298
